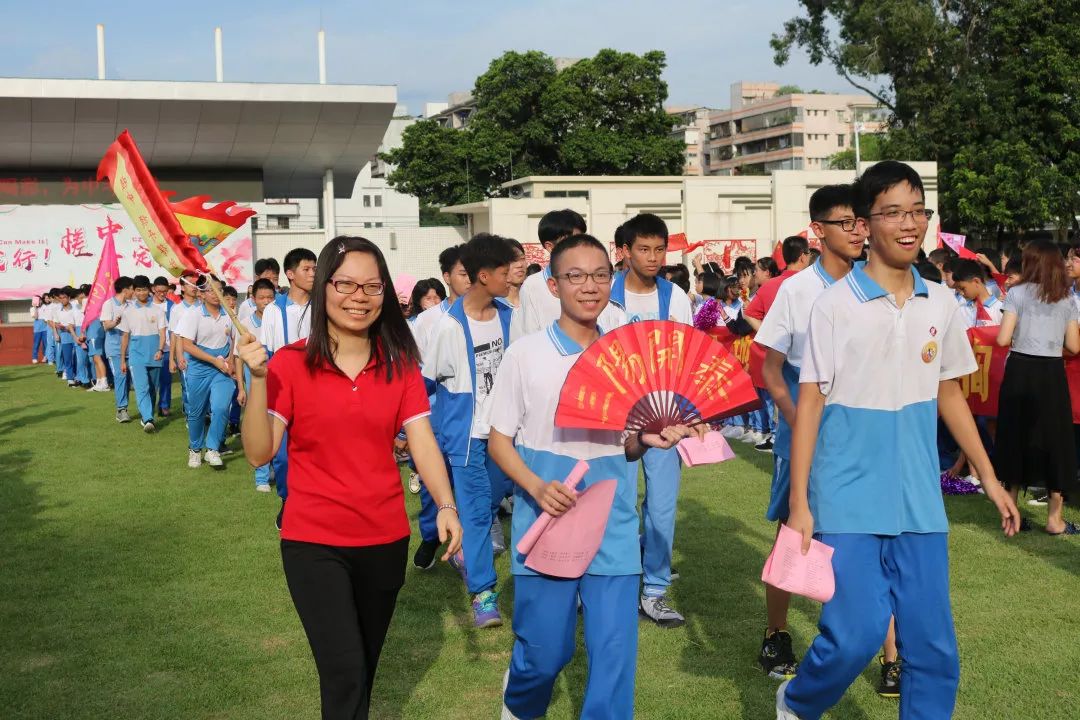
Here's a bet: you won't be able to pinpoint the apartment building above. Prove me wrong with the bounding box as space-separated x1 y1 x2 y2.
704 82 887 175
668 106 716 175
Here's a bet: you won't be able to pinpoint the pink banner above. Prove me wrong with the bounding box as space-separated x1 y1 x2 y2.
81 234 120 332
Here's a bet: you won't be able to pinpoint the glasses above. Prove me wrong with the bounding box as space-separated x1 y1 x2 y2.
869 209 935 224
817 218 858 232
329 279 384 296
556 270 613 285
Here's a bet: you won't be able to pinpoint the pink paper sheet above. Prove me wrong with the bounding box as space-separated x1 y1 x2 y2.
524 479 617 578
676 431 736 467
516 461 589 555
761 524 836 603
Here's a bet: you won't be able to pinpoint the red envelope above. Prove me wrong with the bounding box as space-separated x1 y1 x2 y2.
761 524 836 603
676 431 736 467
524 479 618 579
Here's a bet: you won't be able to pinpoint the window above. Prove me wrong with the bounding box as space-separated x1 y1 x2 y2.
375 222 383 228
838 134 845 147
363 195 371 207
275 216 290 230
364 222 372 228
543 190 590 198
251 217 259 230
374 195 382 208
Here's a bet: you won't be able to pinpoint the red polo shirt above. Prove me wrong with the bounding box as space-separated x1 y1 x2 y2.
266 340 431 547
745 269 798 321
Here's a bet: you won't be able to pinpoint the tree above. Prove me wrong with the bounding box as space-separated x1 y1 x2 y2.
827 132 885 170
383 50 685 207
771 1 1080 237
776 84 803 95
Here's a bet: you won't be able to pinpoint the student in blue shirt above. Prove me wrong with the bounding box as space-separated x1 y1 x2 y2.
43 290 59 366
31 294 48 364
423 233 517 629
101 277 135 422
776 161 1021 720
234 278 278 492
53 287 78 383
151 277 176 416
489 234 702 720
119 275 167 433
71 286 92 388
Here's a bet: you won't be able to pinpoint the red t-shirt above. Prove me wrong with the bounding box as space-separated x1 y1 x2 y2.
744 269 798 321
266 340 431 547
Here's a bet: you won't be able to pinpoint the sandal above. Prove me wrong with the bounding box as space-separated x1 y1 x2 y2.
1047 521 1080 536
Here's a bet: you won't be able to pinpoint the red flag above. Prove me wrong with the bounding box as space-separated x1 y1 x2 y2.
81 234 120 332
97 130 209 277
959 326 1007 415
1066 355 1080 423
667 233 689 252
771 241 787 271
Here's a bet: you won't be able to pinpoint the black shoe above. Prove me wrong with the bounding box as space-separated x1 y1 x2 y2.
758 629 799 679
877 656 901 698
755 437 774 453
412 539 441 570
275 502 284 531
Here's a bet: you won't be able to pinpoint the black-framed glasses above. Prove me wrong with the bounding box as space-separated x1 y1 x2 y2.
556 270 613 285
816 218 858 232
869 209 935 224
330 279 384 296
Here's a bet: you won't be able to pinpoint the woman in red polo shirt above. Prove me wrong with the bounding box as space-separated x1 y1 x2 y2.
238 236 461 720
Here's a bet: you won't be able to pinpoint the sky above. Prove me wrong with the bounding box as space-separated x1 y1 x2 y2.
0 0 865 115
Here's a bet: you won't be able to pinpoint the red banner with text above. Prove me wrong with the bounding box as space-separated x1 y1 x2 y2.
959 326 1006 416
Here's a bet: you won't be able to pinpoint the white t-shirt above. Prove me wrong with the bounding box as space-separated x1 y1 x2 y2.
258 296 311 352
622 284 694 325
411 299 450 356
237 297 257 325
176 306 232 351
54 306 77 333
168 300 202 337
468 316 505 438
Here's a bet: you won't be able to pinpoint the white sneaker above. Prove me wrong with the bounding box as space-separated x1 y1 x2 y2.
775 679 800 719
742 430 764 445
92 380 110 392
205 450 223 467
255 484 272 493
61 372 68 381
408 472 421 494
639 594 685 628
720 425 742 439
31 359 38 364
188 450 202 468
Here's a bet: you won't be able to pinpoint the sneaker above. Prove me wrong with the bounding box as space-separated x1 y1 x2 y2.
408 472 421 494
775 679 800 719
448 550 469 584
219 447 236 456
499 496 514 517
67 380 78 387
413 538 441 570
255 484 271 493
742 430 764 445
188 450 202 468
204 450 223 467
756 436 775 453
720 425 743 439
759 629 799 679
491 519 507 555
670 567 681 582
228 423 241 437
61 372 67 380
31 359 38 364
639 595 685 628
116 408 131 423
877 656 901 698
142 420 156 434
472 590 503 628
1027 495 1049 506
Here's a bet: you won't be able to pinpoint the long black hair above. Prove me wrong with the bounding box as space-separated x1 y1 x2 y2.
408 278 446 317
305 236 419 381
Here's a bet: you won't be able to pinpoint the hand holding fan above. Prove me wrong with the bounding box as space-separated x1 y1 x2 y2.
555 320 760 434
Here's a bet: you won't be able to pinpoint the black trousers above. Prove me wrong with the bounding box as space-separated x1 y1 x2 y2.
282 537 409 720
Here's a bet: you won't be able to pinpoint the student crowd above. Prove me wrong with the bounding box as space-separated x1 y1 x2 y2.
28 160 1079 720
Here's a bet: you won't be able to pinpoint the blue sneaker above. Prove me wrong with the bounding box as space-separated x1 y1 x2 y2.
448 550 469 584
472 589 502 628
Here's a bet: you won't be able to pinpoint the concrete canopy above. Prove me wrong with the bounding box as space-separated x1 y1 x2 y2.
0 78 397 198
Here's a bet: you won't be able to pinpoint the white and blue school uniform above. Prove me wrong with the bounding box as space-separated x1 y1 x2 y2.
168 298 202 412
177 305 234 452
54 304 78 380
754 259 840 522
960 293 1004 328
237 295 257 325
781 263 975 720
510 265 627 342
409 297 453 544
31 305 47 362
119 300 166 422
100 297 130 409
422 297 513 595
41 303 57 364
257 293 311 498
235 313 272 488
153 298 175 412
609 270 693 599
489 321 640 720
71 304 91 385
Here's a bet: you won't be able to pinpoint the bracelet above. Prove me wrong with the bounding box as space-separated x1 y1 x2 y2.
436 503 458 514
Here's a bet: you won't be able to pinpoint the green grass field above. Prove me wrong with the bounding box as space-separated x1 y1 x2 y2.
1 364 1079 719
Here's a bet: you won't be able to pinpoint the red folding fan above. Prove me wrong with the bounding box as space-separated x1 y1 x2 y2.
555 320 761 433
